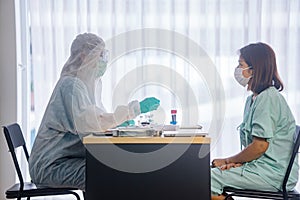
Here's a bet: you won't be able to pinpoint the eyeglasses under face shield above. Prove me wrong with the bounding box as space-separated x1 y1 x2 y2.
100 49 109 63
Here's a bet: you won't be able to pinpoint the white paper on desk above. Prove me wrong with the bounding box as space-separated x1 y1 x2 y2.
163 129 208 137
180 124 203 129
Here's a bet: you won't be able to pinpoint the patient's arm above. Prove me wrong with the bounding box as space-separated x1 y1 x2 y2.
212 136 269 170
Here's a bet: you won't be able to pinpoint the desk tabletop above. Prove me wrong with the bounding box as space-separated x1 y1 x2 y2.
83 135 210 144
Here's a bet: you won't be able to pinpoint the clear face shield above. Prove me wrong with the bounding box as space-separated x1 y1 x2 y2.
100 49 109 63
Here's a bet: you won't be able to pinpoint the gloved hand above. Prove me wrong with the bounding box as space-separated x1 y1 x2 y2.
139 97 160 113
118 120 135 127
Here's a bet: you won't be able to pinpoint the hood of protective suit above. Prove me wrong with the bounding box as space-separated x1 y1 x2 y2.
61 33 106 78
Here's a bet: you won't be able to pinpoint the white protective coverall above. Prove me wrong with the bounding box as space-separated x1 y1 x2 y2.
29 33 141 190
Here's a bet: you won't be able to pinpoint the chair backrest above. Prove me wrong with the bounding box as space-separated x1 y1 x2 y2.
282 125 300 192
3 123 30 189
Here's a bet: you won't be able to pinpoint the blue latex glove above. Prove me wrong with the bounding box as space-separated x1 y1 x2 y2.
118 120 135 127
139 97 160 113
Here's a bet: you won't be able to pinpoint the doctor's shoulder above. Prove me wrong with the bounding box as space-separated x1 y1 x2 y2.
58 76 87 93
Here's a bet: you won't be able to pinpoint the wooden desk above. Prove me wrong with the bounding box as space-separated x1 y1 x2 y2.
83 136 211 200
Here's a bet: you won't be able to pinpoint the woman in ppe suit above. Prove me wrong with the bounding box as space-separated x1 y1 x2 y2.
210 42 298 200
29 33 160 191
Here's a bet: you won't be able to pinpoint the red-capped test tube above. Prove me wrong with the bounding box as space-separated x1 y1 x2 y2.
170 109 177 125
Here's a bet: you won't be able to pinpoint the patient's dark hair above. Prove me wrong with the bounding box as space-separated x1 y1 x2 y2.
239 42 283 94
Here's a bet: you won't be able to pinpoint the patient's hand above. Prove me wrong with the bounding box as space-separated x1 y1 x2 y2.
211 158 226 167
212 158 243 170
219 162 243 171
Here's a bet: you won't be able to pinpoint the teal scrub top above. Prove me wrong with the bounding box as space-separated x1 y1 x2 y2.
239 86 299 190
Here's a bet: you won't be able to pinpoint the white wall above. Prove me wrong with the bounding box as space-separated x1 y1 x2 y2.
0 0 17 199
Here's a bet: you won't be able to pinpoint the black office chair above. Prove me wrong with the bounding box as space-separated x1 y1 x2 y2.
224 125 300 200
3 123 82 200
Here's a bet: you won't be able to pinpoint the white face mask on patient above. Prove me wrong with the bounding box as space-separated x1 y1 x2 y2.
234 67 252 87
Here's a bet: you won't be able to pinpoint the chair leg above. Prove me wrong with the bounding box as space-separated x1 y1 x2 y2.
224 194 234 200
71 191 81 200
83 191 86 200
27 197 30 200
283 193 288 200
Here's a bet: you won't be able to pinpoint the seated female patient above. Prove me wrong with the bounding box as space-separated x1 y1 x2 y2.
211 42 299 200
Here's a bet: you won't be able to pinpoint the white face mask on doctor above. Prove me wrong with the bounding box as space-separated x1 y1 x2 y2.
234 67 252 87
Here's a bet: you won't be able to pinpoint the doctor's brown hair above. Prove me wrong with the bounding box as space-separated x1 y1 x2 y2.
239 42 283 94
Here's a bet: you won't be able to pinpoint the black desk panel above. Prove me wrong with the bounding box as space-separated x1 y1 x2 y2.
85 142 210 200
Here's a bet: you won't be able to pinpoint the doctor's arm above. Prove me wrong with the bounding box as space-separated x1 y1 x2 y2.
212 136 269 170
